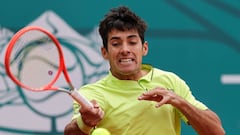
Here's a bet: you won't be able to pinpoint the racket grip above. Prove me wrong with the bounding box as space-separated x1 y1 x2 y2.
70 88 93 108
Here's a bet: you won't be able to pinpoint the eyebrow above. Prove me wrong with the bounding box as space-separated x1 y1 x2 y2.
110 34 138 41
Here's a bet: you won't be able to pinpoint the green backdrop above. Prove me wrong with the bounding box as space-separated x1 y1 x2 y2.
0 0 239 134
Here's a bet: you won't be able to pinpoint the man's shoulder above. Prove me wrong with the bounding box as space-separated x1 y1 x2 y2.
81 74 110 88
151 67 183 83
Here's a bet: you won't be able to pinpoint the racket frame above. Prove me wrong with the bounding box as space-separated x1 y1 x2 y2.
5 26 93 108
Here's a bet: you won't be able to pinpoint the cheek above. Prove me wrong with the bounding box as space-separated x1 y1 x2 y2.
108 48 118 57
106 51 117 61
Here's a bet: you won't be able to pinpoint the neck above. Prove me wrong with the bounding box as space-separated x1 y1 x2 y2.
111 69 149 81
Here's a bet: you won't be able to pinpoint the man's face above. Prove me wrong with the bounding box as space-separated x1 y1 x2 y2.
101 29 148 80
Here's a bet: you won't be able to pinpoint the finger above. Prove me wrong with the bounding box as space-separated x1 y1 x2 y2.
138 94 159 99
98 108 105 118
142 87 167 96
142 91 157 96
155 96 169 108
138 94 151 100
139 91 158 99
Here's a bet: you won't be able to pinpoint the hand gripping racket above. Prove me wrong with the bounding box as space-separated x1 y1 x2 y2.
4 26 93 109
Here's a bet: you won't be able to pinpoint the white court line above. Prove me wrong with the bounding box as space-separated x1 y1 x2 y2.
221 74 240 84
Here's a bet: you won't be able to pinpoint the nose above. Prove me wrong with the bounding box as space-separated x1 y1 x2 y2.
120 44 130 55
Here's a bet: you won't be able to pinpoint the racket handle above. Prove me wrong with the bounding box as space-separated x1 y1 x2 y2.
70 88 93 108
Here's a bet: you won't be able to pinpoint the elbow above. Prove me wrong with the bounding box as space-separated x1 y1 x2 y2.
64 123 72 135
206 125 225 135
217 127 226 135
64 122 88 135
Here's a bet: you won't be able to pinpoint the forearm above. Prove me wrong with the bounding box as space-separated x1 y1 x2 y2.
64 119 88 135
174 98 225 135
65 100 104 135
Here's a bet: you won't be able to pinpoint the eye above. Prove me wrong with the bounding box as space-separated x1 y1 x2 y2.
129 41 137 45
128 38 138 45
111 42 120 46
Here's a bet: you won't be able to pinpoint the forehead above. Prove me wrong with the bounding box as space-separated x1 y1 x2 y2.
108 29 139 40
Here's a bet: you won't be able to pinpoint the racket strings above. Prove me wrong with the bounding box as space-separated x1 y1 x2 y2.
9 30 61 90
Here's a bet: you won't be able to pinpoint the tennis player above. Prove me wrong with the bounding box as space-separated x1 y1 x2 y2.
64 6 225 135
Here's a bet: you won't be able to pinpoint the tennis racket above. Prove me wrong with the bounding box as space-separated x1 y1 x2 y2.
4 26 93 109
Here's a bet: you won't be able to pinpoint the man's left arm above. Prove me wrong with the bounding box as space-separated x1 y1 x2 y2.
173 96 225 135
138 87 225 135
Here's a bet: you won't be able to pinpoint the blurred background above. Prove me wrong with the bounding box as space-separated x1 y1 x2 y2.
0 0 239 134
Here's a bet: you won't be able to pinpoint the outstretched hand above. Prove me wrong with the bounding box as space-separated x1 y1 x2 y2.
138 87 176 108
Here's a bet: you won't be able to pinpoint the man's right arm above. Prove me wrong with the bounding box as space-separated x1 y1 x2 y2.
64 119 88 135
64 100 104 135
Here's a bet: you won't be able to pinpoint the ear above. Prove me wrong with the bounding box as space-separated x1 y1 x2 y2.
101 47 109 60
142 41 148 56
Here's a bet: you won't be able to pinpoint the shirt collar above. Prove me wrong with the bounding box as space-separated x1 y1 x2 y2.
108 64 153 82
139 64 153 82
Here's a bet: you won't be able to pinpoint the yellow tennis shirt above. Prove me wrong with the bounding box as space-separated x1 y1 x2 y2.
72 64 208 135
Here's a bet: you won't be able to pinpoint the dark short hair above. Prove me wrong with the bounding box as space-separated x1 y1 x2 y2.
98 6 148 50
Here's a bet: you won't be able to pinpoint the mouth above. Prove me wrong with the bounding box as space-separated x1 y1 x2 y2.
119 58 134 63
